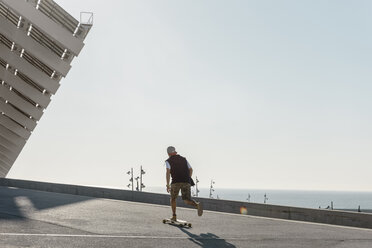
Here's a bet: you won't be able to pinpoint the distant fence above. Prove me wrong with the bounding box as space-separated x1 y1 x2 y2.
1 178 372 229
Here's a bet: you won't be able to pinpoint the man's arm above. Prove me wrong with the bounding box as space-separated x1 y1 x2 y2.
166 168 171 193
187 161 193 177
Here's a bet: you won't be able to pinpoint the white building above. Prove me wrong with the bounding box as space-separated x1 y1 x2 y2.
0 0 92 177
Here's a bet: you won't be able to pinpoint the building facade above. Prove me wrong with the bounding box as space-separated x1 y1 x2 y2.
0 0 92 177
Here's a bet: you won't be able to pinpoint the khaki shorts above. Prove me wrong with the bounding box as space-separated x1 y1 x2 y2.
171 183 191 201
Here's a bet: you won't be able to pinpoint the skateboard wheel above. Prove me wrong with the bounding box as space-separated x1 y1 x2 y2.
188 224 192 228
162 219 166 224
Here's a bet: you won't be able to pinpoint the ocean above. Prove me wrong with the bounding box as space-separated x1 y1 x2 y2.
146 187 372 211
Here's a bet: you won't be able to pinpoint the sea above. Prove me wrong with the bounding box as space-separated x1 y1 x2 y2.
146 187 372 211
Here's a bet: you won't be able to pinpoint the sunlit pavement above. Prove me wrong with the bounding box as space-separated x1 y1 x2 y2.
0 186 371 248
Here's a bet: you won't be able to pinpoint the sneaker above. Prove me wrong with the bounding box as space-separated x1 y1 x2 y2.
197 202 203 216
170 215 177 221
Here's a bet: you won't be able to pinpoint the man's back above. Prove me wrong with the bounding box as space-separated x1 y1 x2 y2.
166 155 189 184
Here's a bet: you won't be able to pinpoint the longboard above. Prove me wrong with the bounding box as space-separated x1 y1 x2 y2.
162 218 192 228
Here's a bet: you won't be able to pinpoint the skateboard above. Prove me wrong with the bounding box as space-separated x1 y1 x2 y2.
162 218 192 228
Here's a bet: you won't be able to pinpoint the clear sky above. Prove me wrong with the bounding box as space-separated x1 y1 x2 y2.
7 0 372 192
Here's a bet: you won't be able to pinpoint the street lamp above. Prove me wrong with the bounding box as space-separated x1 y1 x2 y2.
140 166 145 191
135 176 140 191
194 177 200 197
209 180 215 198
126 168 134 191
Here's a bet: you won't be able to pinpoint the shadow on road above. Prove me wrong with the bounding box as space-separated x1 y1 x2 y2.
0 186 91 219
179 227 236 248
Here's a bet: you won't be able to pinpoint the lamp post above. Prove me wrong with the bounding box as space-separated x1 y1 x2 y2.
195 177 200 197
135 176 140 191
126 168 133 191
209 179 215 198
140 166 145 191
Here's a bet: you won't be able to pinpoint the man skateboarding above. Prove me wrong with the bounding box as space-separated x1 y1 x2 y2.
165 146 203 221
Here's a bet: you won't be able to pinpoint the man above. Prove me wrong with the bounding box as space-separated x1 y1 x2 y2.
165 146 203 221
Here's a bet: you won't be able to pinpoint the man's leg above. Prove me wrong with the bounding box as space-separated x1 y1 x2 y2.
181 184 203 216
184 199 197 207
170 184 181 220
184 199 203 216
171 198 177 216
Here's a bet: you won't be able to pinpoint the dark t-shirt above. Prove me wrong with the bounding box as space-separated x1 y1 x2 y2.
166 155 190 184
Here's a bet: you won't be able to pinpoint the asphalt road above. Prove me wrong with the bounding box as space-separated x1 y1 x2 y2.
0 186 372 248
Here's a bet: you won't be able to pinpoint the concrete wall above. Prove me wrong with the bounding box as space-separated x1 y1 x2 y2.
1 178 372 229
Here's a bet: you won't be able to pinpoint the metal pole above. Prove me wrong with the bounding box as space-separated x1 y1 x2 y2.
131 168 134 191
209 180 212 198
209 180 215 198
140 165 142 191
195 177 199 197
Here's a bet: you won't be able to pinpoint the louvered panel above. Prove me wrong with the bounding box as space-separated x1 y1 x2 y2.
0 164 10 177
0 149 14 166
0 124 25 149
0 67 51 108
0 142 18 161
0 15 71 76
1 0 84 55
0 44 60 94
0 2 19 26
0 101 36 131
0 160 13 175
38 0 79 35
0 84 43 120
0 114 31 140
0 131 24 154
